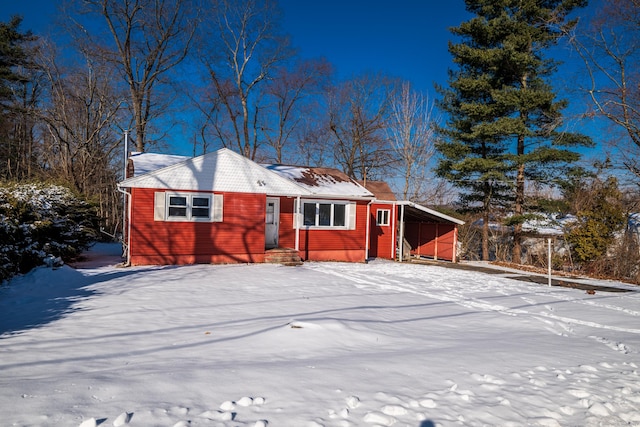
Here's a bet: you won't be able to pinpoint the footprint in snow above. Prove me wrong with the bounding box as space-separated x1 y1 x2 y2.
381 405 408 416
345 395 361 409
201 410 234 421
419 398 437 409
78 412 132 427
113 412 133 426
363 411 396 426
221 396 266 410
78 418 97 427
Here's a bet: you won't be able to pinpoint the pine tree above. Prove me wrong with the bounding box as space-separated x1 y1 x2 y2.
437 0 593 262
566 176 625 264
0 16 31 103
0 16 39 180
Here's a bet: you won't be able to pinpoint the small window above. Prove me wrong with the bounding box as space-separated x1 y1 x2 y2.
266 201 275 225
377 209 390 226
168 196 187 217
191 197 210 218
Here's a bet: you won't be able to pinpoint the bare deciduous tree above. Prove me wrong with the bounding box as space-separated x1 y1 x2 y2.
198 0 291 160
571 0 640 183
264 58 332 163
387 82 437 201
71 0 196 152
327 73 395 180
39 41 125 232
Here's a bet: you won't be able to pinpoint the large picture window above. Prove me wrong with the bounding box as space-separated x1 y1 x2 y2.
154 191 223 222
301 200 352 228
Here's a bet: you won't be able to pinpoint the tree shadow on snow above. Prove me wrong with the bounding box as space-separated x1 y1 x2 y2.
0 255 163 337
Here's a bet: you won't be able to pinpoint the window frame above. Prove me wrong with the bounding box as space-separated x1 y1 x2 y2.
300 199 352 229
164 192 215 222
376 209 391 226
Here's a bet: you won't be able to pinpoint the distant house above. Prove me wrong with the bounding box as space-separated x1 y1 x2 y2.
117 148 463 266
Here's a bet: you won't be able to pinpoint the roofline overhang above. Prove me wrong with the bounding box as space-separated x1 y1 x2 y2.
373 200 465 225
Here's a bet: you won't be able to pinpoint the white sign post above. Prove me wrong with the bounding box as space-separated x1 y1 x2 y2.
548 238 552 287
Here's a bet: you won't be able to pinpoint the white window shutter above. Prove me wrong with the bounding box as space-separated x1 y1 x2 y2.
212 194 224 222
348 202 357 230
154 192 166 221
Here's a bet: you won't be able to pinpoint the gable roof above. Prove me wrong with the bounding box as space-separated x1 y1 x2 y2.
358 180 396 201
264 165 373 198
119 148 310 196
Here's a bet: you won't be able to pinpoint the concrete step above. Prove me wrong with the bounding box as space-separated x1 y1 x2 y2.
264 248 303 266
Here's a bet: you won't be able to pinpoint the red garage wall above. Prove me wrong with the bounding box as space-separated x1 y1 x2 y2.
128 188 267 265
278 198 369 262
404 222 457 262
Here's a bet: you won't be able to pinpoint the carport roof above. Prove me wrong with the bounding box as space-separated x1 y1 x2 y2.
397 201 465 225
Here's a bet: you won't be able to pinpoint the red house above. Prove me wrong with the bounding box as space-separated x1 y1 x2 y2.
117 148 463 266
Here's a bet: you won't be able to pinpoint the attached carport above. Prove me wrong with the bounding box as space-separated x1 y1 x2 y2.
396 201 465 263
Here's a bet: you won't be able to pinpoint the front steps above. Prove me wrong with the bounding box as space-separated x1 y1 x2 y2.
264 247 303 266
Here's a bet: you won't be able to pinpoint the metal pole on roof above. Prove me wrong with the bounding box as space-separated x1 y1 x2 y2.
123 129 129 178
122 130 129 248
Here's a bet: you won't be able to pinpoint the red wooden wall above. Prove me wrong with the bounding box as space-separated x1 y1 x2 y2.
128 188 267 265
369 203 395 259
278 198 368 262
404 222 457 261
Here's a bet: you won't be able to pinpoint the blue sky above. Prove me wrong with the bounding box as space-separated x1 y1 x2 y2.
1 0 605 162
278 0 471 92
2 0 470 94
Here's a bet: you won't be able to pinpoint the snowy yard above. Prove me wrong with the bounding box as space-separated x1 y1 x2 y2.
1 244 639 427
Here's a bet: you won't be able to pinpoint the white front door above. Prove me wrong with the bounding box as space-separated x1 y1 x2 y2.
265 197 280 249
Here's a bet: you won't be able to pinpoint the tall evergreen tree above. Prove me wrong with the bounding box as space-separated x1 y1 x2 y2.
0 16 40 180
437 0 593 262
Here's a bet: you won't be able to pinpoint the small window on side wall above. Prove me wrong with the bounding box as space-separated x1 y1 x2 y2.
376 209 390 226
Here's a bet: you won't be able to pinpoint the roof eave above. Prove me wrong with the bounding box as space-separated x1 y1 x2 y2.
397 201 465 225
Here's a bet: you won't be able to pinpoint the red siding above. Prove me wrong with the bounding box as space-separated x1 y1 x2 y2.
129 188 266 265
369 203 395 259
277 198 368 262
405 222 457 262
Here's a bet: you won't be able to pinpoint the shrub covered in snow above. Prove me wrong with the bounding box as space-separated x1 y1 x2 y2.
0 182 100 282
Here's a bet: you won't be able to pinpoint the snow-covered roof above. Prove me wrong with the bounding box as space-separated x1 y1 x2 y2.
264 165 373 198
128 152 191 177
398 201 465 225
119 148 311 196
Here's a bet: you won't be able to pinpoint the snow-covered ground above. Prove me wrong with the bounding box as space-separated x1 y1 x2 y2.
1 244 639 427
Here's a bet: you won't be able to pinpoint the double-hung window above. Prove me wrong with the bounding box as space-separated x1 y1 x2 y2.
154 191 223 222
376 209 390 226
299 200 354 229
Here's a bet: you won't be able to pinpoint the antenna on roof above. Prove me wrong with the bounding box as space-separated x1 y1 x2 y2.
123 129 129 179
